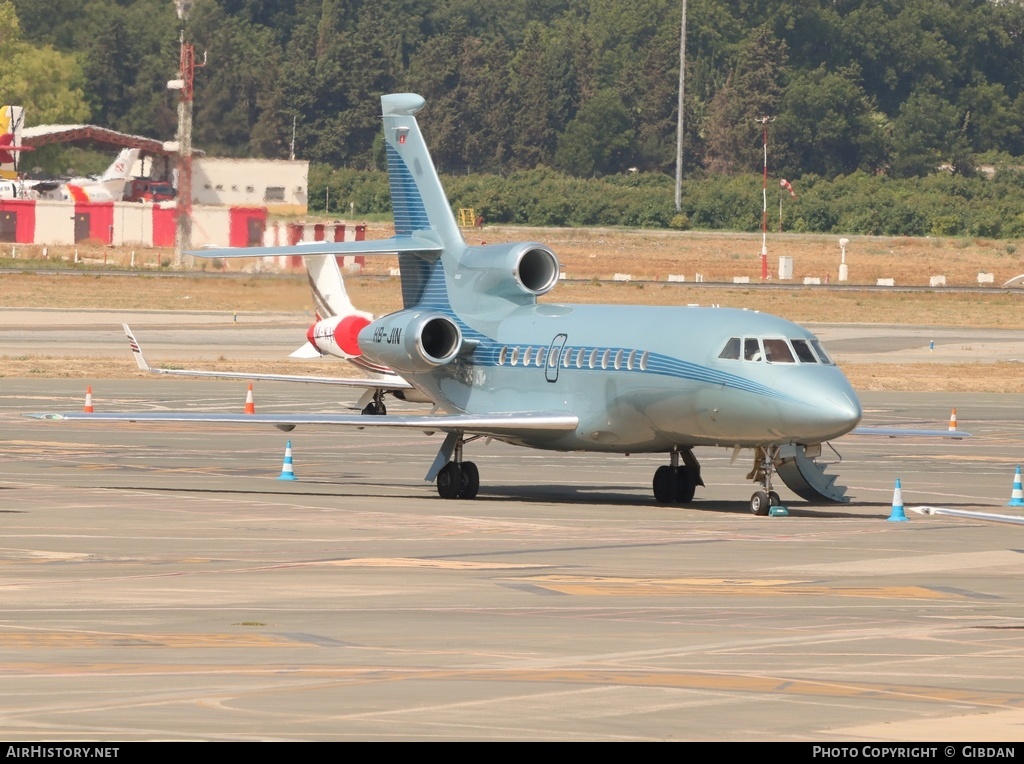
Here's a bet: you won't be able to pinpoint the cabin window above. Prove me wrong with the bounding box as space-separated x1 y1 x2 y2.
810 339 835 365
498 346 507 365
718 337 741 360
523 347 532 366
613 349 622 370
639 351 649 371
743 338 763 362
510 347 520 366
588 349 598 369
562 348 572 367
600 349 609 370
537 350 545 367
763 338 795 363
790 339 817 363
626 349 636 370
575 348 584 368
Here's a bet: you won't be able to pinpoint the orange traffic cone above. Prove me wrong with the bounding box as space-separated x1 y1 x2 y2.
948 408 958 433
243 383 255 415
83 385 94 413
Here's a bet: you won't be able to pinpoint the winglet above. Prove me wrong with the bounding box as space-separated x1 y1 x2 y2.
122 324 151 371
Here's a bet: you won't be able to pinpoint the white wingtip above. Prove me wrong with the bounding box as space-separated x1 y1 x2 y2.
122 323 151 371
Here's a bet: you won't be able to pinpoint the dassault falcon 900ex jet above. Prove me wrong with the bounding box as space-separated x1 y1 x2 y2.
38 93 868 514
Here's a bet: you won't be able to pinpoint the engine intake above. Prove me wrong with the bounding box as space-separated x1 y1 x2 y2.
357 310 463 373
458 242 561 302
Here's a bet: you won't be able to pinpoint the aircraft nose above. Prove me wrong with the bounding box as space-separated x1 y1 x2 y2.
817 390 862 435
776 371 862 441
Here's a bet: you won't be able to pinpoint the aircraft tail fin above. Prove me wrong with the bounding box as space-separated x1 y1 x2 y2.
100 148 140 182
291 254 375 359
381 94 463 308
0 106 25 174
304 254 365 320
186 94 460 309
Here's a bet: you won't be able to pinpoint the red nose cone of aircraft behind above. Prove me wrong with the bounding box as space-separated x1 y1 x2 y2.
306 315 371 356
336 315 370 356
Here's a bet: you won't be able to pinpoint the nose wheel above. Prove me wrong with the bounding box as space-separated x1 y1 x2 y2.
748 446 783 515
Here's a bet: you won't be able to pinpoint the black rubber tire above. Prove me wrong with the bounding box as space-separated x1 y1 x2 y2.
436 463 462 499
460 461 480 499
751 490 771 516
676 467 697 503
653 465 677 503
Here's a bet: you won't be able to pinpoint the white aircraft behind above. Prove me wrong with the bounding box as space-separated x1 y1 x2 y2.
33 94 966 513
122 252 426 414
57 148 141 202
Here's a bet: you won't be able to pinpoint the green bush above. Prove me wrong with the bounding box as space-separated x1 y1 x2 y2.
306 162 1024 238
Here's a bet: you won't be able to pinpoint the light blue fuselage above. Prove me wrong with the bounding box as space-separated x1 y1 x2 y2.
366 284 861 453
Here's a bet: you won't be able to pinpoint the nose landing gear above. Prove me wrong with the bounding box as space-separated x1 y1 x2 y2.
748 446 782 515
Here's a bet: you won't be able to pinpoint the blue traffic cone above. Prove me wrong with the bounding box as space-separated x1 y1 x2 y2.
888 478 908 522
1008 466 1024 507
278 440 297 481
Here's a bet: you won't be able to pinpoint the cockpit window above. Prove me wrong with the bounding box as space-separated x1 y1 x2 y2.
810 339 835 365
763 338 795 363
718 337 741 360
790 339 818 363
743 338 763 362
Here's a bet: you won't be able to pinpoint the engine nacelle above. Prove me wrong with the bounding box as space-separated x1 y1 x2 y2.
457 242 560 302
306 313 372 359
357 310 463 373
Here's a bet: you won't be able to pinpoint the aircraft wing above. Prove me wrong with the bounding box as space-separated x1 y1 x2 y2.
123 324 414 391
912 506 1024 526
851 427 970 438
28 411 580 439
128 365 415 391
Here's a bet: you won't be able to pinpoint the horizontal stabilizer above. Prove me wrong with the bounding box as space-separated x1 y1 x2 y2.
290 342 324 359
188 236 443 260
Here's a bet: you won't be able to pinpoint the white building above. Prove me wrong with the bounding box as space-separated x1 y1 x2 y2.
192 157 308 214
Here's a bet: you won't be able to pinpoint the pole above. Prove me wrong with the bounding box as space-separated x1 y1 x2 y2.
175 36 194 267
674 0 687 212
757 116 772 280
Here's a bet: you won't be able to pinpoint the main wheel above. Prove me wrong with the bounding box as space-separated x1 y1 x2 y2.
653 465 677 503
361 400 386 415
436 463 462 499
750 490 771 516
676 467 697 503
768 490 781 506
460 461 480 499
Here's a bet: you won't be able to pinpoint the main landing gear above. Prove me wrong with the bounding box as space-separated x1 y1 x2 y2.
360 389 387 416
435 433 480 499
747 446 782 515
652 448 704 504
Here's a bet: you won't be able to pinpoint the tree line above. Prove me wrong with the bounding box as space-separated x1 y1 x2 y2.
7 0 1024 237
